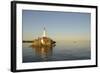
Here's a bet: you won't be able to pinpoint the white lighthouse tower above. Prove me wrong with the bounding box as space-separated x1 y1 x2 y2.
41 25 47 45
43 25 46 37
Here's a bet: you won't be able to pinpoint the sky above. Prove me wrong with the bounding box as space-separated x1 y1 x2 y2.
22 10 91 42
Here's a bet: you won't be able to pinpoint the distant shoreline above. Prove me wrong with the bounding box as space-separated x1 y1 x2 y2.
22 41 33 43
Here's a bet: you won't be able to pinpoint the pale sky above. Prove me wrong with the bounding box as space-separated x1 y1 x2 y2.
22 10 91 42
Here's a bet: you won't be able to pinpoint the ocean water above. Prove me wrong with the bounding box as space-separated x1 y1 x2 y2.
22 41 91 63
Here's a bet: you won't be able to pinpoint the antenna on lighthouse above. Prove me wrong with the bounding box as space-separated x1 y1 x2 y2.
43 24 46 37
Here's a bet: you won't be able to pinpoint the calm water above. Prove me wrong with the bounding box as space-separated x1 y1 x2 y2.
22 41 91 63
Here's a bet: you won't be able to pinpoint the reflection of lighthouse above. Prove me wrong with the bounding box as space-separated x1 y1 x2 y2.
30 45 54 61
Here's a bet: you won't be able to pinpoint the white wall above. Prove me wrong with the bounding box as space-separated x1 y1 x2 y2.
0 0 99 73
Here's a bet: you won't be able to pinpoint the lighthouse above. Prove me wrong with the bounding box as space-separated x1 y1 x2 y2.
41 25 47 45
43 25 46 37
31 25 56 46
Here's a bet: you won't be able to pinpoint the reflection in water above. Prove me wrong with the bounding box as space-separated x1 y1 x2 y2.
30 45 55 61
22 41 91 63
